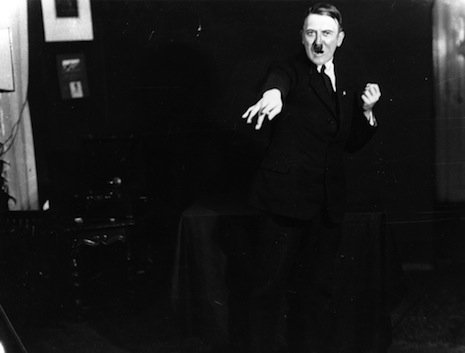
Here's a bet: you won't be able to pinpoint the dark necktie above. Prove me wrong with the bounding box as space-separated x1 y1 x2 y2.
320 65 339 123
320 65 334 96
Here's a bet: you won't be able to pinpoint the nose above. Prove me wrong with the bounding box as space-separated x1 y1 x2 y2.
312 32 323 53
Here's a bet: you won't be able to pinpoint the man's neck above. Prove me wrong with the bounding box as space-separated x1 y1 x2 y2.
317 58 334 72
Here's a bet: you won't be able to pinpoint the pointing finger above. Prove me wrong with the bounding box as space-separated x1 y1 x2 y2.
255 113 266 130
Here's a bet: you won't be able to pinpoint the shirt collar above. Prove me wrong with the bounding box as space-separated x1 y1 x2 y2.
317 58 334 73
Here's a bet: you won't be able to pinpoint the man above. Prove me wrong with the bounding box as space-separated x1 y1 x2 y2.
241 2 381 353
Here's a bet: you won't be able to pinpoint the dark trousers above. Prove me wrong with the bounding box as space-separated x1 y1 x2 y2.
249 211 342 353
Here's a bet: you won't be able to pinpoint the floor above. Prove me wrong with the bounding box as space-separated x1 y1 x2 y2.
2 238 465 353
389 262 465 353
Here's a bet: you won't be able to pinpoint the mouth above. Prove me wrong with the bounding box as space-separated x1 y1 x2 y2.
312 44 324 54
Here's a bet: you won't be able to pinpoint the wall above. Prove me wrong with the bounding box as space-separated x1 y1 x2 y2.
28 0 448 263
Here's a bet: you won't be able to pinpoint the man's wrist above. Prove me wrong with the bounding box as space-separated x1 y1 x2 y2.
363 110 377 127
263 88 281 98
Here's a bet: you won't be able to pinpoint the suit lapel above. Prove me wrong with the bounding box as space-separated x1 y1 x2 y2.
334 56 352 130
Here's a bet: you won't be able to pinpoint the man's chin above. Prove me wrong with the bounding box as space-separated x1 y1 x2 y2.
309 55 327 66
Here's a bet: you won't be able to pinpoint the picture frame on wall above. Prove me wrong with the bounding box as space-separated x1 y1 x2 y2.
57 53 90 99
41 0 94 42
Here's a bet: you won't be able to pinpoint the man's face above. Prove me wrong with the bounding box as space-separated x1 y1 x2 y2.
301 14 345 66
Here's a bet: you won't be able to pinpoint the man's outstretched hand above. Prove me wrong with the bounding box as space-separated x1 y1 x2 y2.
242 89 283 130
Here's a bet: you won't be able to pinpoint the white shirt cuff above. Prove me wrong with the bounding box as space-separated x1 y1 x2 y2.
364 110 377 127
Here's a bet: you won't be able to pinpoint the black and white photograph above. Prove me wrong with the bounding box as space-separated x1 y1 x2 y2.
1 1 465 353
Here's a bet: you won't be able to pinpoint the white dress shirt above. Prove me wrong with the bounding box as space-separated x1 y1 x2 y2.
318 59 377 127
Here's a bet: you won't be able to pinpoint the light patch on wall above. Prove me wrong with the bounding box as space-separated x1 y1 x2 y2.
0 28 14 92
434 0 465 202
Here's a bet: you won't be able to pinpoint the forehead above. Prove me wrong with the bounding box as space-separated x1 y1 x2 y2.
303 14 340 31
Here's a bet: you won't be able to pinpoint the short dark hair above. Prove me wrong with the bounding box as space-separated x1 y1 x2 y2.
305 2 343 31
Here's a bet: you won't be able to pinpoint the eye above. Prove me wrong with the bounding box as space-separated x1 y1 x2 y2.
306 30 316 37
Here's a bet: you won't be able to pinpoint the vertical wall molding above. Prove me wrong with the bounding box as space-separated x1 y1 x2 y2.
434 0 465 202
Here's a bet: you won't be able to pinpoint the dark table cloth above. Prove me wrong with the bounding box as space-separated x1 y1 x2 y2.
171 193 404 352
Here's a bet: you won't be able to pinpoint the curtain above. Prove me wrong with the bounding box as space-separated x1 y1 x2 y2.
434 0 465 203
0 0 39 210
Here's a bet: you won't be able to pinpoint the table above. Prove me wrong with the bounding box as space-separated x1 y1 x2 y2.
171 194 405 352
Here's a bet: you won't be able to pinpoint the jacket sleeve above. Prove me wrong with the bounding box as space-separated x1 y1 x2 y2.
345 106 378 153
259 59 296 100
344 59 379 153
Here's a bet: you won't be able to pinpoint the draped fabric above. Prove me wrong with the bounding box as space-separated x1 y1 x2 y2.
434 0 465 203
0 0 39 210
171 194 404 352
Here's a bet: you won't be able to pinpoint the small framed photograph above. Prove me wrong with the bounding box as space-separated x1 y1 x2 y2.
69 81 84 98
41 0 94 42
55 0 79 18
57 53 90 99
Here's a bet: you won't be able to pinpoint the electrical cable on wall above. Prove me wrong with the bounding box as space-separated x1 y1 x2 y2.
0 95 28 207
0 94 27 158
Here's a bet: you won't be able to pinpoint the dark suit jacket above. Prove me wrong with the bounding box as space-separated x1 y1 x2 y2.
249 49 377 222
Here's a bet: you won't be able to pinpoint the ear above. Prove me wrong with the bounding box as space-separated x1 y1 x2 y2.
337 30 345 47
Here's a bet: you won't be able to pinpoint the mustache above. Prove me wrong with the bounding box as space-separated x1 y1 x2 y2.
313 43 323 53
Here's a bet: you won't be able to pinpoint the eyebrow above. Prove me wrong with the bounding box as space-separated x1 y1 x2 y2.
304 28 335 33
